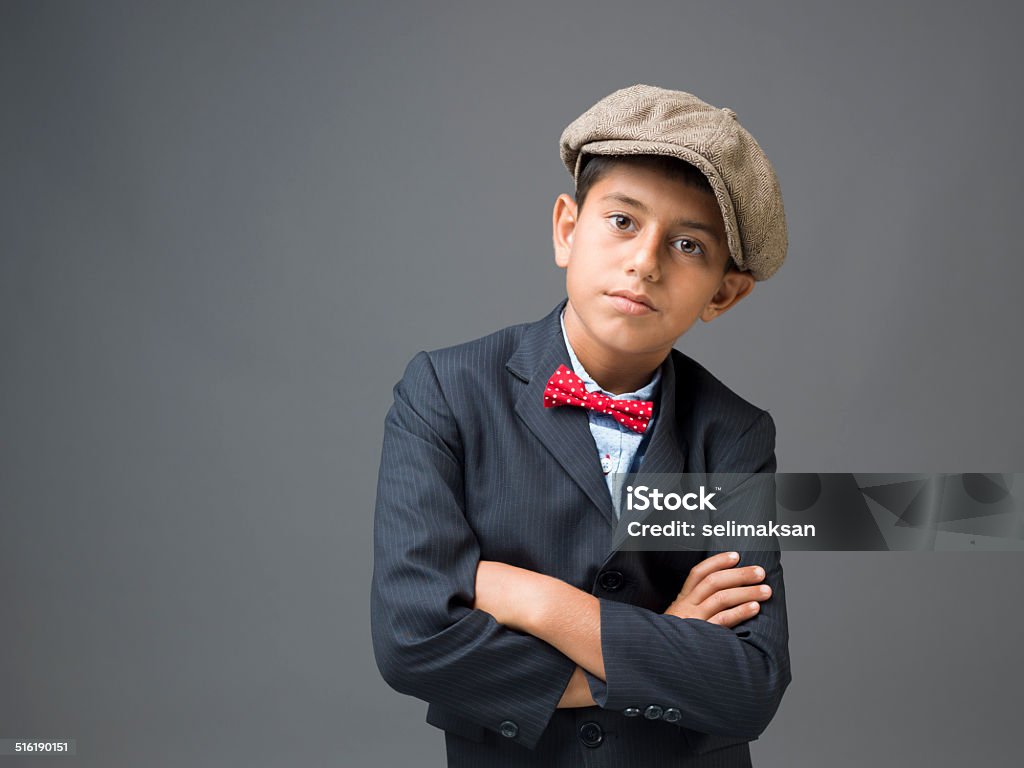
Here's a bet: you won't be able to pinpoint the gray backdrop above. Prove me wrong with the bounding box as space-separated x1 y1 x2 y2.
2 1 1022 766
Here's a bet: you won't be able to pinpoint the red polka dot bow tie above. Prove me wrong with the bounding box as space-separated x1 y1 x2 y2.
543 364 654 434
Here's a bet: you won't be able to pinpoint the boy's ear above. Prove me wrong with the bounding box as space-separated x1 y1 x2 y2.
700 270 755 322
552 193 578 268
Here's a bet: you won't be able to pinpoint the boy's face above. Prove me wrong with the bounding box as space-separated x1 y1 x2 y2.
553 161 755 364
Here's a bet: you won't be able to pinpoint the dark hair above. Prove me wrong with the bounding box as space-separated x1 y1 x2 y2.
574 154 739 273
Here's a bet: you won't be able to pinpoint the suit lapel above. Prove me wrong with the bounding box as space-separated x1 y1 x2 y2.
613 351 690 542
634 351 687 476
508 301 618 528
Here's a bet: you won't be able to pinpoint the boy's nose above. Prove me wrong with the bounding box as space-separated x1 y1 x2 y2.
626 234 661 281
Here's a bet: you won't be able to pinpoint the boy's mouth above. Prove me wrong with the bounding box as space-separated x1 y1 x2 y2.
606 290 656 315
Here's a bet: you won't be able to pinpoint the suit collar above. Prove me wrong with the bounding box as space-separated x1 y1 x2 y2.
507 300 686 529
505 299 568 383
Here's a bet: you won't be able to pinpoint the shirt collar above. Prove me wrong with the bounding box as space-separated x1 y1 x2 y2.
559 308 661 401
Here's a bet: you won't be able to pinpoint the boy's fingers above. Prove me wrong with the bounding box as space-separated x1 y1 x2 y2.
706 600 761 629
700 584 771 616
678 552 742 596
686 565 766 606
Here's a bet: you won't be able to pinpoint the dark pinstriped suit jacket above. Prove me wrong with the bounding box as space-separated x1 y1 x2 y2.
371 300 791 767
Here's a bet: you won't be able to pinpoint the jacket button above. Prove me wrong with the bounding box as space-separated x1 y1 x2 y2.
663 708 682 723
578 721 604 748
598 570 624 591
644 705 664 720
499 720 518 739
622 707 641 717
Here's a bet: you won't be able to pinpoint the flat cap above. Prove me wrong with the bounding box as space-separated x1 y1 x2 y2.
560 84 787 280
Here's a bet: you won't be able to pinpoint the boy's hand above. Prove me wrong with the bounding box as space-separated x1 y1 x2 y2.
664 552 770 628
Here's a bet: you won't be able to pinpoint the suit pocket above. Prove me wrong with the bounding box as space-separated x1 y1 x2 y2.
425 703 486 743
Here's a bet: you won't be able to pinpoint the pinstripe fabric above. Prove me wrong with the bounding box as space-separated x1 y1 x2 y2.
371 300 791 767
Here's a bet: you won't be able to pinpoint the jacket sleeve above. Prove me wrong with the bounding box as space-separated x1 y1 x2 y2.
584 411 791 740
370 351 577 750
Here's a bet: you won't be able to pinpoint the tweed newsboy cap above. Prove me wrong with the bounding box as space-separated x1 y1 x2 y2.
560 84 787 280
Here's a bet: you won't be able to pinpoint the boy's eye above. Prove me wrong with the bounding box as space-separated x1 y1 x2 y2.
608 214 636 231
672 238 705 257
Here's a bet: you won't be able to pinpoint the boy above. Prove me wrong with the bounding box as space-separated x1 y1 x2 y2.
371 84 791 767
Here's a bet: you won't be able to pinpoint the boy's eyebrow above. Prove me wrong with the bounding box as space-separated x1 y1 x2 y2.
600 192 723 244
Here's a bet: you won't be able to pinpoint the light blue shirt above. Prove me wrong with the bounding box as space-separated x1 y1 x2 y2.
559 309 661 517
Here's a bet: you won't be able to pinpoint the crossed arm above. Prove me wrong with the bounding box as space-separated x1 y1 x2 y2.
372 352 790 748
472 554 772 708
